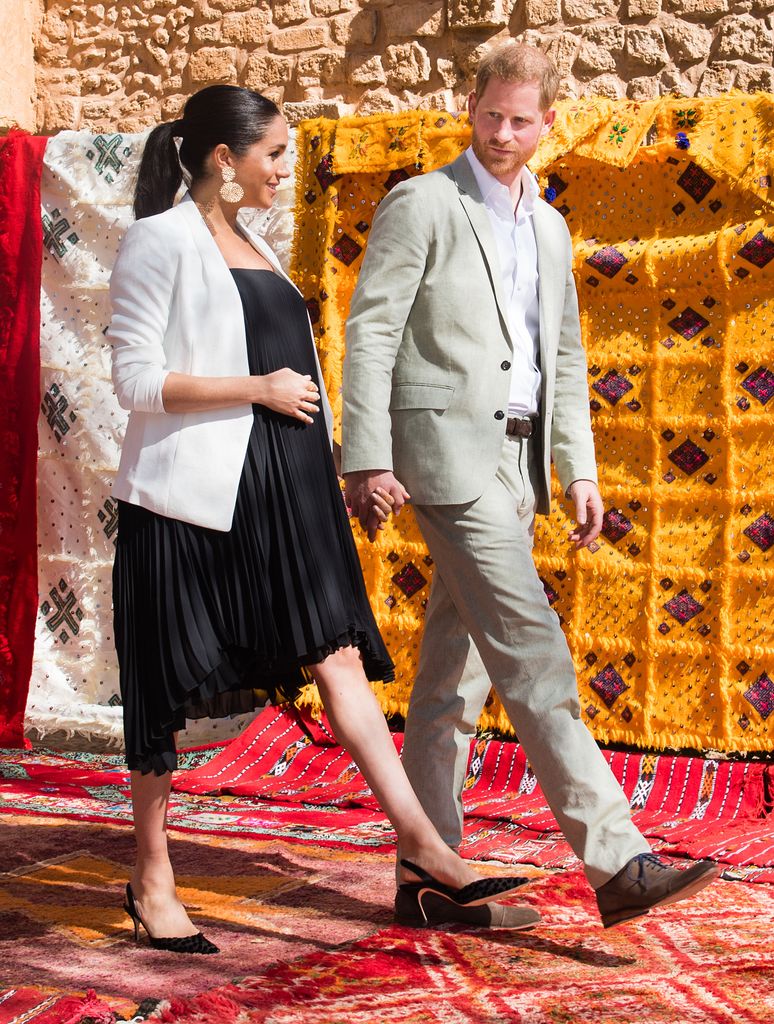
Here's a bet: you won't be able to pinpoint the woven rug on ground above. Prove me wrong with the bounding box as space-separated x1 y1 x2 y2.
153 870 774 1024
0 987 118 1024
0 816 421 1014
2 708 774 881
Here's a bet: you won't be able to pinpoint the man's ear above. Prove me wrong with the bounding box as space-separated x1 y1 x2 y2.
467 91 477 118
540 108 556 136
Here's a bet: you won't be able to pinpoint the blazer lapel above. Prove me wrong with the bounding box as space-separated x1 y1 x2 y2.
177 193 245 308
450 155 513 350
533 201 561 407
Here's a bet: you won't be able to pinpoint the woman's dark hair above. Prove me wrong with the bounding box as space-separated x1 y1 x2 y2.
133 85 281 220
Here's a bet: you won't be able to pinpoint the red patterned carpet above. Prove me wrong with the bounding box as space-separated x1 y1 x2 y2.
3 707 772 881
1 719 774 1023
154 871 774 1024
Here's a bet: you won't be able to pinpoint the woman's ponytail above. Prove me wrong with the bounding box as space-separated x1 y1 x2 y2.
133 121 184 220
132 87 281 220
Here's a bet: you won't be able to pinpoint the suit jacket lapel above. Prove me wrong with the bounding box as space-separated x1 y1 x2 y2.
533 201 561 409
450 155 513 351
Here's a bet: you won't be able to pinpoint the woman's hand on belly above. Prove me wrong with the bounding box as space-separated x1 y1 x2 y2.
252 368 320 424
160 369 319 422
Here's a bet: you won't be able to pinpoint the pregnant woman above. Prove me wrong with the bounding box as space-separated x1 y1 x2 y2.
109 84 536 954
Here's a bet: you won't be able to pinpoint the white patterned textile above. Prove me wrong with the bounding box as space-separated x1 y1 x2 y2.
28 129 298 748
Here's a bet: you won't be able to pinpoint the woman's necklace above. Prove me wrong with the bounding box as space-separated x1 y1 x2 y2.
194 196 219 238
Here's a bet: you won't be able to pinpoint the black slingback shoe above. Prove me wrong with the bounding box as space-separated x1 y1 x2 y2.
398 859 532 925
123 883 219 955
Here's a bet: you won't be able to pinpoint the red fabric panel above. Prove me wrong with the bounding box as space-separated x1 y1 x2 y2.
0 130 47 747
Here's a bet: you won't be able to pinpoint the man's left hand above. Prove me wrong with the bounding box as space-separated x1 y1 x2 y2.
567 479 603 548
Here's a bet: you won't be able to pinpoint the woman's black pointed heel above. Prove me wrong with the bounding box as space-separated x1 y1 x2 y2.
123 883 219 955
398 859 532 925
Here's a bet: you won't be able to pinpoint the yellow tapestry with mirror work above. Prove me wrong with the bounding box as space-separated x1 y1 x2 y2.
291 95 774 755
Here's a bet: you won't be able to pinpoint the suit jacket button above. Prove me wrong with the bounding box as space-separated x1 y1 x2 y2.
501 361 511 371
494 410 505 420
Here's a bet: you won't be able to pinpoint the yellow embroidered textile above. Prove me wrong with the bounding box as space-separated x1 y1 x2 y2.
292 96 774 754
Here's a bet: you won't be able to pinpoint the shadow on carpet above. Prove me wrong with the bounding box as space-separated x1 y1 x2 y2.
0 816 409 1019
153 870 774 1024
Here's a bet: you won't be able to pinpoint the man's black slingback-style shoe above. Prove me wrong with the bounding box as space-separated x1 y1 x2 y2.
398 859 532 925
123 883 219 954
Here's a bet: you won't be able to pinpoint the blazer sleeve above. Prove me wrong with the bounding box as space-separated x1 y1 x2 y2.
550 229 598 492
107 217 180 414
342 182 430 475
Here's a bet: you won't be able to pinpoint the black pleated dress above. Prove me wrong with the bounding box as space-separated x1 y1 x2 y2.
113 269 394 775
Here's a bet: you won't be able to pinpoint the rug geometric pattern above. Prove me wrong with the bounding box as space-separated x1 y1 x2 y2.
2 708 774 883
154 871 774 1024
0 818 401 1013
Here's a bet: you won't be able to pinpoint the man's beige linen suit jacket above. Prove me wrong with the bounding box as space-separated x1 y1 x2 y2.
342 152 597 515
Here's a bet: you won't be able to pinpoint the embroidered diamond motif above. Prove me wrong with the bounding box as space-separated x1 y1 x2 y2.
41 383 77 442
314 153 340 191
592 370 633 406
743 513 774 552
741 366 774 406
547 172 568 197
586 245 628 278
601 508 633 544
40 578 84 644
392 561 427 598
385 168 410 191
668 307 709 340
96 497 119 543
540 576 559 605
590 664 629 709
744 673 774 721
668 439 710 476
329 234 362 266
663 589 703 624
738 231 774 269
305 298 321 324
677 162 716 202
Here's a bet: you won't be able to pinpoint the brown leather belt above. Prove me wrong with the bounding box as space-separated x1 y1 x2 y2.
505 416 537 438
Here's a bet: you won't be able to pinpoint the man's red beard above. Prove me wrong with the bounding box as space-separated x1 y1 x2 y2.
471 134 526 178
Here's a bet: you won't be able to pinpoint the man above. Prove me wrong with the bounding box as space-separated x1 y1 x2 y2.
342 41 719 929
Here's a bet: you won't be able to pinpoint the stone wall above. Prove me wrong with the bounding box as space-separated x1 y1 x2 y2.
11 2 774 132
0 0 40 131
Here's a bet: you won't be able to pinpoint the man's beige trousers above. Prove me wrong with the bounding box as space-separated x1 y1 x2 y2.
401 434 650 888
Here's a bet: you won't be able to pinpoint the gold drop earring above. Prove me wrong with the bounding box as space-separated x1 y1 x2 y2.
219 166 244 203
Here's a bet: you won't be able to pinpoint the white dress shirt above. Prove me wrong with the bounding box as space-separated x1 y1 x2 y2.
466 147 542 417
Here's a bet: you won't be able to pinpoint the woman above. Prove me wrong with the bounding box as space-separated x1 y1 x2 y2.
109 85 528 954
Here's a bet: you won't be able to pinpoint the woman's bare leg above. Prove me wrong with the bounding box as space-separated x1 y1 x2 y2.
311 646 481 888
129 768 199 937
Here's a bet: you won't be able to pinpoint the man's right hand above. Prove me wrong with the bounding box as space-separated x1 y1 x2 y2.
344 470 411 542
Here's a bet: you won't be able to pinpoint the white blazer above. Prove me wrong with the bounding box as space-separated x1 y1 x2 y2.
108 193 333 531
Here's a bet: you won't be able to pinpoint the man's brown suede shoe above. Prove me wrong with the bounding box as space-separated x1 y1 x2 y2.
394 888 541 930
596 853 721 928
